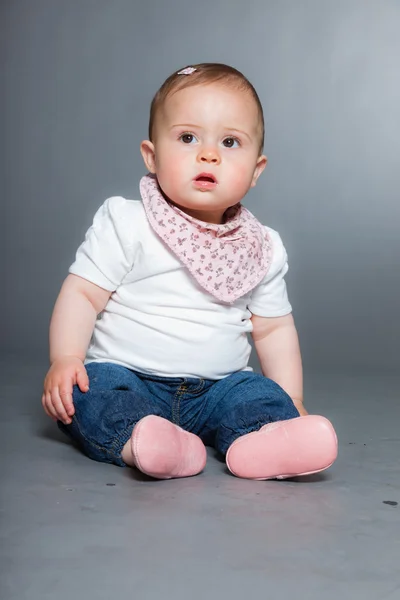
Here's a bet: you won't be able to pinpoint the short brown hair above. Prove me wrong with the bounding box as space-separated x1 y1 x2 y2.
148 63 265 153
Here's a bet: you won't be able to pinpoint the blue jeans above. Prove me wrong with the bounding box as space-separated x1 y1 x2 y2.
58 362 299 467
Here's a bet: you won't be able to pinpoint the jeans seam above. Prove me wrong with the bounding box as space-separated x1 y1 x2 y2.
71 416 115 457
171 379 205 427
172 383 187 425
72 415 133 462
189 379 205 394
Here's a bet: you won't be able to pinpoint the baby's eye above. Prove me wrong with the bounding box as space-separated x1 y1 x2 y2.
222 137 240 148
179 133 197 144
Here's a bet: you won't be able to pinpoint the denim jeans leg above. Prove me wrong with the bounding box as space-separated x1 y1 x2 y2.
198 371 300 456
58 362 171 466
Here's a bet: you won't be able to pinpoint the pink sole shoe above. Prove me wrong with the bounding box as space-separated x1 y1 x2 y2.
130 415 207 479
226 415 338 480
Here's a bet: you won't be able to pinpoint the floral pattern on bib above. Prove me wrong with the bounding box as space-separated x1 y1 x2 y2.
140 174 273 303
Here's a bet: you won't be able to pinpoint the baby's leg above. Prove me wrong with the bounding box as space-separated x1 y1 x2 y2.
58 362 206 479
58 362 165 467
199 372 337 480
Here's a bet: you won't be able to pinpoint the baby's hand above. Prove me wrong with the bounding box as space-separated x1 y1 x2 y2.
42 356 89 425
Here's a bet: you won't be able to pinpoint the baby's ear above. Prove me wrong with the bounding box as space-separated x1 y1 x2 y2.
140 140 157 173
251 155 268 187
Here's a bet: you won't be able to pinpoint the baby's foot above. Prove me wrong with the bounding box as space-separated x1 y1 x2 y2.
226 415 338 480
130 415 207 479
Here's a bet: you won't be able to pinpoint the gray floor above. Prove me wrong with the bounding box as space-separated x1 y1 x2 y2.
1 359 399 600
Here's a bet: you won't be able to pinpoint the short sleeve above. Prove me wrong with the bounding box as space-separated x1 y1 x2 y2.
68 197 138 291
248 227 292 317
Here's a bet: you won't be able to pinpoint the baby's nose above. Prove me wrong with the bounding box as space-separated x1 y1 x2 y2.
198 147 221 164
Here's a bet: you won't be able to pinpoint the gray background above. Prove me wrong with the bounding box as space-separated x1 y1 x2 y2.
2 4 400 600
2 0 400 374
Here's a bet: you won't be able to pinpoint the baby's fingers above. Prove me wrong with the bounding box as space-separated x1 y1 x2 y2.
51 387 72 424
42 393 57 421
59 386 75 418
76 367 89 393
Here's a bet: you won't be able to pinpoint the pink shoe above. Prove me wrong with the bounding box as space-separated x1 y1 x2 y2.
226 415 338 480
130 415 207 479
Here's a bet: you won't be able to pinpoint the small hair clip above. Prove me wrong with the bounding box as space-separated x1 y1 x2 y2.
177 66 197 75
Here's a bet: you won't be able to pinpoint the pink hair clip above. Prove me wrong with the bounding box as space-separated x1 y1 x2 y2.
177 66 197 75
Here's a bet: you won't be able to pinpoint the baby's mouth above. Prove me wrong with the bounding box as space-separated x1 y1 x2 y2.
193 173 218 188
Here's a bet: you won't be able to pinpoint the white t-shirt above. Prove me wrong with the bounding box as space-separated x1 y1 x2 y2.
69 197 292 379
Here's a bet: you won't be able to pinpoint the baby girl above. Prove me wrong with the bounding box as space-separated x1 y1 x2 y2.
42 63 338 480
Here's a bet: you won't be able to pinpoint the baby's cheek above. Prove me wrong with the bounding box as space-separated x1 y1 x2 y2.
156 154 183 189
229 163 254 190
166 165 185 194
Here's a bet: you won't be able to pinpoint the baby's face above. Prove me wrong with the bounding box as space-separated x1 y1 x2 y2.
141 83 267 223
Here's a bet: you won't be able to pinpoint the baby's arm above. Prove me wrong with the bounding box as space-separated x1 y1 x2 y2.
42 274 111 425
251 313 307 416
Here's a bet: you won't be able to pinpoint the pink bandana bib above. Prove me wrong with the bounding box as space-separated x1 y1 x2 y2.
140 174 273 303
